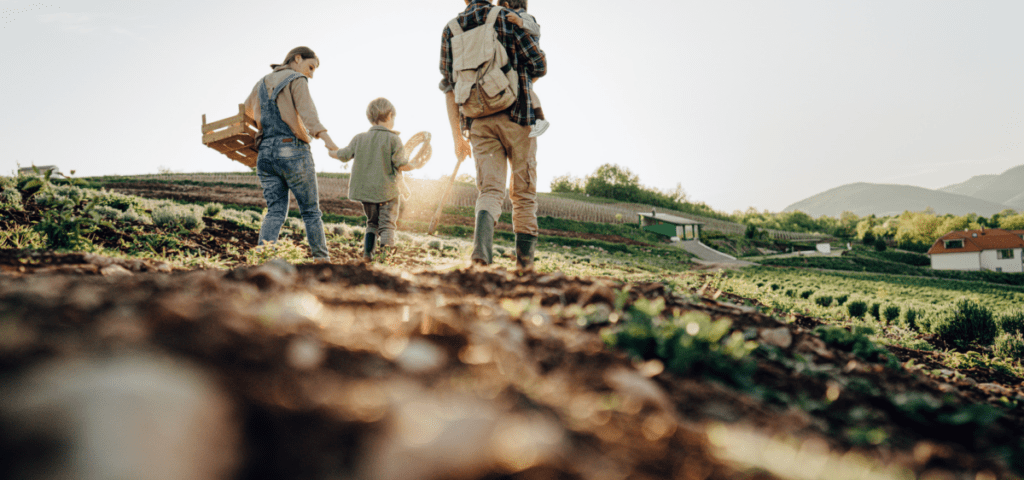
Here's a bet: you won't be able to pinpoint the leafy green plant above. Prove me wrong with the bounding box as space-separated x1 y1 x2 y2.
204 202 224 217
935 299 999 350
847 300 868 318
602 299 758 388
16 166 55 200
119 208 150 224
33 196 110 250
998 309 1024 336
883 304 901 323
1 187 23 210
835 294 849 306
94 191 142 212
91 205 123 220
800 289 815 299
869 302 882 320
993 333 1024 361
813 295 833 307
814 325 900 370
901 307 920 331
152 205 205 232
245 239 309 265
874 238 887 251
0 225 45 249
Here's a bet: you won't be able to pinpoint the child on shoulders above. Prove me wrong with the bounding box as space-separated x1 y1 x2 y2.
330 97 425 261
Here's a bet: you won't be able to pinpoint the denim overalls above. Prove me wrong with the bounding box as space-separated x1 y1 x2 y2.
255 72 330 260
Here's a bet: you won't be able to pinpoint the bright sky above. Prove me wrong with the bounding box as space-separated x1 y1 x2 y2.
1 0 1022 213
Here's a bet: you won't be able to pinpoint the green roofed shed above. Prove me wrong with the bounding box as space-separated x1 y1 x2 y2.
638 212 703 240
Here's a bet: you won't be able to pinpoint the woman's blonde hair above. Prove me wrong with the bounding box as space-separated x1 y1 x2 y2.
366 98 396 124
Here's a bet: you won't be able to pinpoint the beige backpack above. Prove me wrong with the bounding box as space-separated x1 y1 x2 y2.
448 7 519 119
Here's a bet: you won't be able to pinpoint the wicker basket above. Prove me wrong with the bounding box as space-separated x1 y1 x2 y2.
202 104 259 167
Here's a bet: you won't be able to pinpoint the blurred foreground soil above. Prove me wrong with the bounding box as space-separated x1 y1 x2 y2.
1 252 1022 480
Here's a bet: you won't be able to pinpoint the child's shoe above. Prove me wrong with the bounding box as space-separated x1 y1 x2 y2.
529 119 549 138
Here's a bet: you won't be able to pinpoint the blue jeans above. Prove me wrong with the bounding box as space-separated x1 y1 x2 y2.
256 138 329 259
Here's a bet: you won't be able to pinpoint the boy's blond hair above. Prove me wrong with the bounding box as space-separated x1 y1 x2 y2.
366 97 396 125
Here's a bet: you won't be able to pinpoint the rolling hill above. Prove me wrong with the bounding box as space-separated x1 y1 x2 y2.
938 164 1024 210
782 182 1012 217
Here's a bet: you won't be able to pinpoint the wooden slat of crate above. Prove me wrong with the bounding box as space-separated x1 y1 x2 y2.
202 104 259 168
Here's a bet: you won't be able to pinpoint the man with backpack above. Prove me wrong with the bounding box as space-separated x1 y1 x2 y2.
439 0 547 269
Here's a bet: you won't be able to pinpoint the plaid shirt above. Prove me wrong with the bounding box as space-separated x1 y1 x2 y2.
439 0 546 128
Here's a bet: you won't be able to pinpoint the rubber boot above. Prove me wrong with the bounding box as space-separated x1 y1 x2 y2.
515 233 538 270
363 232 377 261
471 211 494 265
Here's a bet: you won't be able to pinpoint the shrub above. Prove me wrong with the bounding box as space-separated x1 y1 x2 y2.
901 307 920 331
835 294 849 306
935 299 999 350
869 302 882 320
883 304 901 323
91 205 123 220
152 205 205 232
94 191 142 212
785 289 796 297
847 300 868 318
874 238 887 251
770 284 779 291
862 230 876 245
800 289 815 299
998 309 1024 336
1 188 23 210
204 202 224 217
813 295 833 308
119 208 150 224
993 333 1024 361
814 326 899 370
219 209 260 231
428 240 443 251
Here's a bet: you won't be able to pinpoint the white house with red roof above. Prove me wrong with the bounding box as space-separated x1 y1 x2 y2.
927 228 1024 273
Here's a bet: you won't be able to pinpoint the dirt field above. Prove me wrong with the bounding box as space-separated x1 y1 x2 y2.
102 181 654 247
1 248 1022 480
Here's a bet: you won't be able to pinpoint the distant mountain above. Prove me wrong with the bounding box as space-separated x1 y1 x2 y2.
783 183 1012 218
938 164 1024 207
937 174 998 198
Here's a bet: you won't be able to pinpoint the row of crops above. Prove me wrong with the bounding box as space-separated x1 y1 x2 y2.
95 174 827 240
712 266 1024 371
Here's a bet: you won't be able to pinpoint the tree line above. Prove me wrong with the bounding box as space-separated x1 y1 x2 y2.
554 164 1024 250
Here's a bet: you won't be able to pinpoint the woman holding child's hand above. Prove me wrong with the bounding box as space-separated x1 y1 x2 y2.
243 46 334 262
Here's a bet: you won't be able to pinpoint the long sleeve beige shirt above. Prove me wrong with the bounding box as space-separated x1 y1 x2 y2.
244 66 327 144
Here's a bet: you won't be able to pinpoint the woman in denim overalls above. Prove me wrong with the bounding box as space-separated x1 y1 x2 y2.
245 46 339 261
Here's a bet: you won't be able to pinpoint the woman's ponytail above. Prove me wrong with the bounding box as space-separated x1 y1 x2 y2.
270 46 317 70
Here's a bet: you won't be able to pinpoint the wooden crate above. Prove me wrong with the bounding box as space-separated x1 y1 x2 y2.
202 104 259 167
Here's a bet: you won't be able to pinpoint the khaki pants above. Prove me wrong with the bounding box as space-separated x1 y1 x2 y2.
471 111 538 236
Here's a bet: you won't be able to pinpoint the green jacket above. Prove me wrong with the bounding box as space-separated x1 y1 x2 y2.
335 126 409 203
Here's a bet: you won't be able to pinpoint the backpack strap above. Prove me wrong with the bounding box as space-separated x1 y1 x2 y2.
447 18 463 36
485 6 504 29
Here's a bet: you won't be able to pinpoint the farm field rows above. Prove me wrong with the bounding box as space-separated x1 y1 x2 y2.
96 173 829 240
1 172 1023 480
